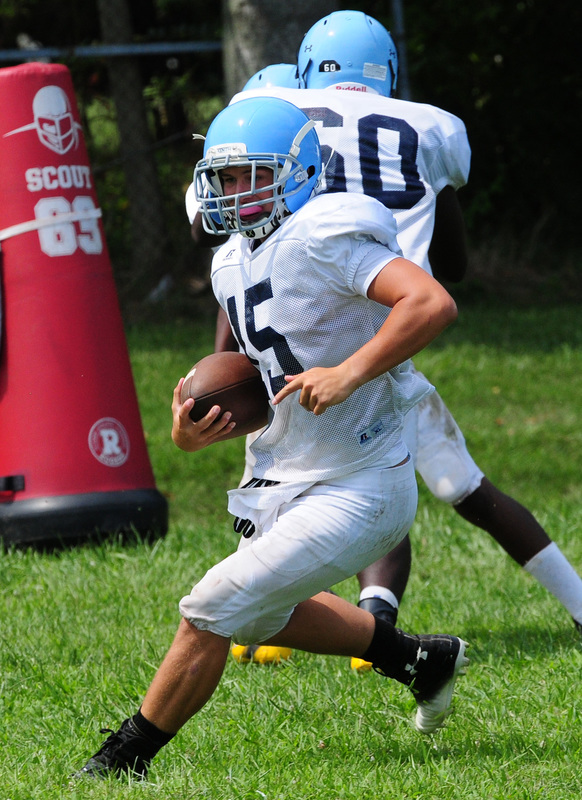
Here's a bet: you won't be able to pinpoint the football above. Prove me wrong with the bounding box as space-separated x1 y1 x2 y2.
180 351 270 440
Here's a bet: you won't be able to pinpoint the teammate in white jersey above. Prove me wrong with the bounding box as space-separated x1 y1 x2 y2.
203 12 582 664
75 96 468 780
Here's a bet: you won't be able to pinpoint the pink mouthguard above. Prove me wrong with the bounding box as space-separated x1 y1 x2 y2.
239 205 263 218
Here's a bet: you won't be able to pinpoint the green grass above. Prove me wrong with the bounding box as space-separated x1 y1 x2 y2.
1 303 582 799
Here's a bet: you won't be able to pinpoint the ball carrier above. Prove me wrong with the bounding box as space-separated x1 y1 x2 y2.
75 96 468 780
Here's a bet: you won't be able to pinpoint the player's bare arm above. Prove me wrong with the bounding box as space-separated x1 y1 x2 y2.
428 186 468 283
215 306 239 353
171 378 236 451
273 258 457 415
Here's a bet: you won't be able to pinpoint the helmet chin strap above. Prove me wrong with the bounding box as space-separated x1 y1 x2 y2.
240 206 285 240
290 119 316 155
277 119 316 184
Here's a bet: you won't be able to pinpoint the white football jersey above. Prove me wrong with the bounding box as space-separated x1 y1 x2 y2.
229 86 470 274
185 181 198 225
211 192 433 483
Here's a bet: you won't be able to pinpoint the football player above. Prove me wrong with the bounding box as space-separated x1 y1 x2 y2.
75 97 468 780
221 12 582 670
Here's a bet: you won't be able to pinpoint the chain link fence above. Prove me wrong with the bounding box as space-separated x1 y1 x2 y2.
1 40 223 311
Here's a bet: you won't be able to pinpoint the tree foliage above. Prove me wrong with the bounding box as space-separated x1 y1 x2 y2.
221 0 338 98
401 0 582 255
2 0 581 277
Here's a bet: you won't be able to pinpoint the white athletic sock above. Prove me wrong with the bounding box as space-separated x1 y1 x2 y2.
523 542 582 623
359 585 399 610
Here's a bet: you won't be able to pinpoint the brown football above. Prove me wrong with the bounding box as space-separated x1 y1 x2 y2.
180 351 270 440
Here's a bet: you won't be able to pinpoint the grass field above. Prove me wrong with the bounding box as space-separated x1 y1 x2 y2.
1 301 582 799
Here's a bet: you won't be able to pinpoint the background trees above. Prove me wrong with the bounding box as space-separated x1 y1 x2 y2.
401 0 582 266
221 0 338 98
1 0 580 302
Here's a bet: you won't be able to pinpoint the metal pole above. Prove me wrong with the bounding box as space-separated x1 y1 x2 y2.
390 0 412 100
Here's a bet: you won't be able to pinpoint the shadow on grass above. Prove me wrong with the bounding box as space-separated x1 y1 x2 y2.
459 621 581 661
427 300 582 353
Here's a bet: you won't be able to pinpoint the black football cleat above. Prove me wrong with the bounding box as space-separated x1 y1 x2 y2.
73 718 159 780
406 635 469 734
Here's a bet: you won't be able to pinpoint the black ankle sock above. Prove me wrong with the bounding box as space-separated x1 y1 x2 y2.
361 617 419 684
132 709 175 747
358 596 398 626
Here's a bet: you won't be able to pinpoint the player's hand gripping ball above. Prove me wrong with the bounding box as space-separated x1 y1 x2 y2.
180 351 270 440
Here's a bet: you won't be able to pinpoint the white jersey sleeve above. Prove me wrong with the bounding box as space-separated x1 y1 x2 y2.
184 180 198 225
210 192 432 483
230 87 470 275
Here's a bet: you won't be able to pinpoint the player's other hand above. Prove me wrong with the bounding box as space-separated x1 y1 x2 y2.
171 379 236 451
272 365 357 415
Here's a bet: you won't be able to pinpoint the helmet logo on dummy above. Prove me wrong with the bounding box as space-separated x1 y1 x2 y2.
319 60 341 74
3 85 83 155
88 418 130 467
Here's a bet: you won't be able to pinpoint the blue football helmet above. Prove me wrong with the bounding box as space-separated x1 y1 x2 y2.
194 97 322 239
243 63 300 91
297 10 398 97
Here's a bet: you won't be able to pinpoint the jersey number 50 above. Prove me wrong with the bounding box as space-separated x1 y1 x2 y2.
302 107 426 210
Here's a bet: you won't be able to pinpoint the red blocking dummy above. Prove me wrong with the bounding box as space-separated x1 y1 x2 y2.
0 62 167 547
